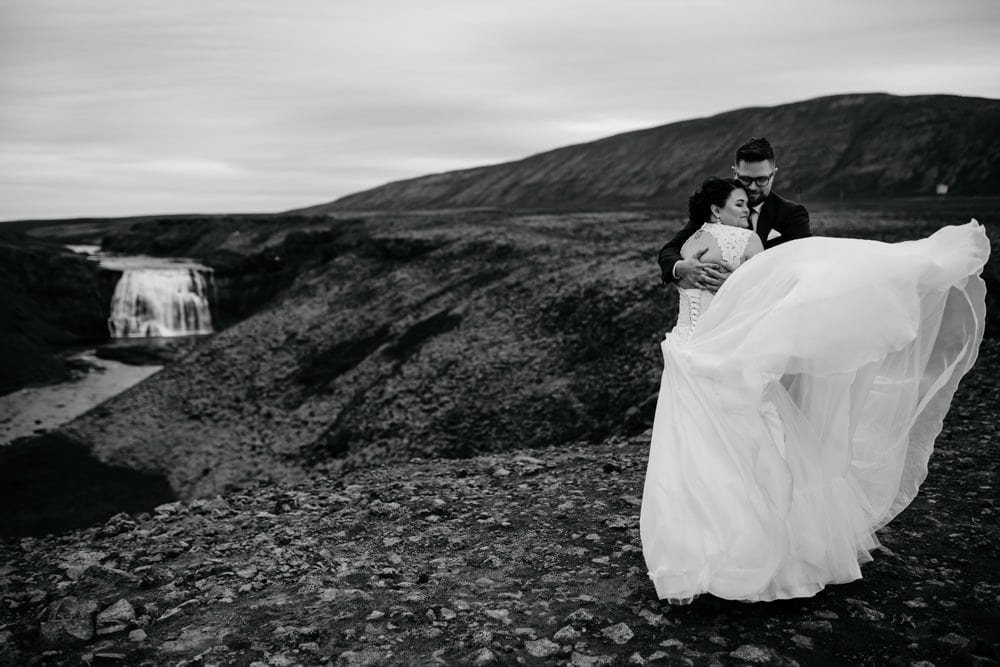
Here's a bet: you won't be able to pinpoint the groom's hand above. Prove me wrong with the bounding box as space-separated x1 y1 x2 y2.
675 248 729 291
700 264 733 293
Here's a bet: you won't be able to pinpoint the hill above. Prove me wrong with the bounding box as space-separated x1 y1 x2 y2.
300 93 1000 213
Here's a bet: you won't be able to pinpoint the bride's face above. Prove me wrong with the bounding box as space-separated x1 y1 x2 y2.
713 189 750 227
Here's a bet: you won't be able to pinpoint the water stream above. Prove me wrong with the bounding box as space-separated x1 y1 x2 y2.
0 247 217 444
96 253 215 338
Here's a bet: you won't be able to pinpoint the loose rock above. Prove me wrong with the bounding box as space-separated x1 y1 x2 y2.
729 644 772 663
600 622 634 645
524 638 560 657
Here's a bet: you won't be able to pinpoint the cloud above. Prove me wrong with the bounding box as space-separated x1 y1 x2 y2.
1 0 999 219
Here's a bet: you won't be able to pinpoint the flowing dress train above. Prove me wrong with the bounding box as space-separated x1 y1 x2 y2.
640 221 989 602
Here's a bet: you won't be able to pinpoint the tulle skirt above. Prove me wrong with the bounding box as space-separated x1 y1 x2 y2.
640 221 989 602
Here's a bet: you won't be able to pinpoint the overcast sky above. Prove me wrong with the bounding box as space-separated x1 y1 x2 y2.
2 0 999 221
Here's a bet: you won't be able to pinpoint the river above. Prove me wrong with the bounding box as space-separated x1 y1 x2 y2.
0 350 162 445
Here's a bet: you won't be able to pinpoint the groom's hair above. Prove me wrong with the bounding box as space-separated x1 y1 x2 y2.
736 137 775 164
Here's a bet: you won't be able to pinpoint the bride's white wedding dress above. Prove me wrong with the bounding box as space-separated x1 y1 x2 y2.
641 221 989 602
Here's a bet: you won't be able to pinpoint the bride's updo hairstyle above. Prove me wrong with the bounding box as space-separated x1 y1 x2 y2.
688 177 746 224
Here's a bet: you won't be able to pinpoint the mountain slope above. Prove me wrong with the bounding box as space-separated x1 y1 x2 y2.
301 93 1000 212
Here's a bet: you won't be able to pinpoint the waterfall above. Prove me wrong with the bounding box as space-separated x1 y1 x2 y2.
108 268 214 338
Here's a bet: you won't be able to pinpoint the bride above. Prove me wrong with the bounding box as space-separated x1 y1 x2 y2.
640 177 989 603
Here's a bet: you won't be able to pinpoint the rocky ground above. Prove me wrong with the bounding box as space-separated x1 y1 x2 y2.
3 202 998 665
2 342 998 666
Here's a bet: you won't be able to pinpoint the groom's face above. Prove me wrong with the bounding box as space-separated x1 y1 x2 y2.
734 159 776 207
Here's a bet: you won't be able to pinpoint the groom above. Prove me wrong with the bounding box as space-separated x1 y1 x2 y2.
657 137 811 291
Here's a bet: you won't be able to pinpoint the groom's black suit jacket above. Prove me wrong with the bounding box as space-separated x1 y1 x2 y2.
656 191 811 284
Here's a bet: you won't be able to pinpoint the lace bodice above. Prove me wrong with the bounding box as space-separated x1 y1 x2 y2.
672 223 755 343
702 223 753 267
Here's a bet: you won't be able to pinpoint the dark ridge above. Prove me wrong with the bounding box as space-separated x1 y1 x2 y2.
294 324 394 390
408 269 511 312
93 340 189 366
304 424 354 462
384 309 464 362
299 310 464 465
300 372 389 466
361 236 449 261
0 433 176 537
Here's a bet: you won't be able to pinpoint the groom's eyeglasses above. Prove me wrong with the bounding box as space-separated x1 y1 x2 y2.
735 171 775 187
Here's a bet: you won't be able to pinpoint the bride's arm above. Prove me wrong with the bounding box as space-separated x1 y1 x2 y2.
743 234 764 262
681 230 720 263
